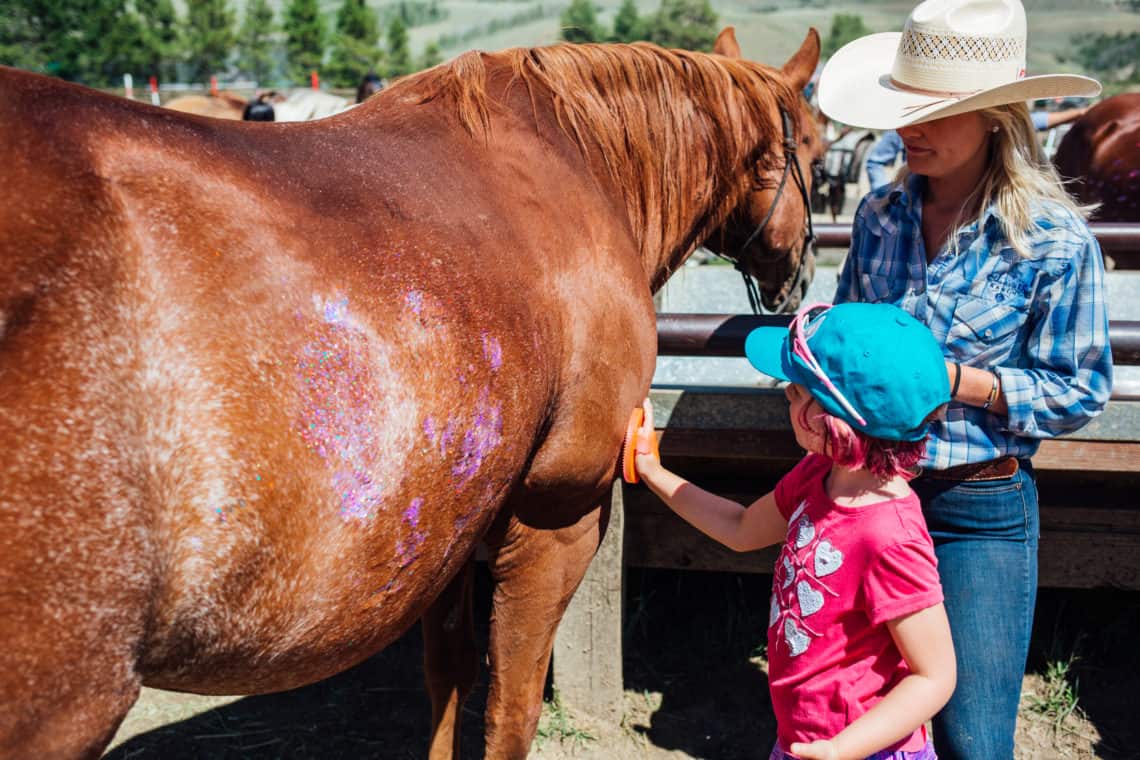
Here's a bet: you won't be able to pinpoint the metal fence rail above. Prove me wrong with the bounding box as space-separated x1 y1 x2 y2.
658 314 1140 366
812 221 1140 255
811 222 1140 265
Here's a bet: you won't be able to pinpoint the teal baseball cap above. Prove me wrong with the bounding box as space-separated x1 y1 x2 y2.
744 302 949 442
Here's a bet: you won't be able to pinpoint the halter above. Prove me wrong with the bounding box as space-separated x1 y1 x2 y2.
725 108 816 314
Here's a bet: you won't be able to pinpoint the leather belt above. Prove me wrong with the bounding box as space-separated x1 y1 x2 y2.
920 456 1019 482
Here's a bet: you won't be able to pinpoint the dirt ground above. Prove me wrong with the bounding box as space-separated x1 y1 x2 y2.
106 568 1139 760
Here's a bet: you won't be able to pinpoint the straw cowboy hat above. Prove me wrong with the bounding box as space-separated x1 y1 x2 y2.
817 0 1101 130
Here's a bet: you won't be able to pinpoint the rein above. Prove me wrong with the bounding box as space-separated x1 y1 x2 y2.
724 107 816 314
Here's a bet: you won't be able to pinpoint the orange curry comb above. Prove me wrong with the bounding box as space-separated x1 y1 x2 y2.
621 406 659 484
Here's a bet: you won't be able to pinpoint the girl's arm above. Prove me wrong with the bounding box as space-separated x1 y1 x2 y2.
633 400 787 553
789 603 957 760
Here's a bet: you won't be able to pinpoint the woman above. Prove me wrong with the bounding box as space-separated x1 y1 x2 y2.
816 0 1113 757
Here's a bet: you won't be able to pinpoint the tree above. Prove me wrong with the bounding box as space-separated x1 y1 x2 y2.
611 0 642 43
136 0 183 83
326 0 382 87
386 16 412 78
644 0 718 51
93 3 153 84
823 13 870 58
237 0 277 84
1072 31 1140 84
419 41 444 70
0 1 98 82
184 0 236 82
560 0 601 43
283 0 326 84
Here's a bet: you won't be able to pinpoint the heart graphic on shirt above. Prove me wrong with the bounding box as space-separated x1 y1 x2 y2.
781 555 795 588
814 540 843 577
769 594 780 628
784 618 810 656
794 517 815 549
797 580 824 616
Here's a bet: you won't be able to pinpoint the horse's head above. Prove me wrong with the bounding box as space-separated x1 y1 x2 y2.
703 28 824 313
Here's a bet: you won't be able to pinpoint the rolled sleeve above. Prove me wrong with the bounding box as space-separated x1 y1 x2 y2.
997 233 1113 438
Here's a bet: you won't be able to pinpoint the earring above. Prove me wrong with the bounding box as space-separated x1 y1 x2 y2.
991 125 1000 133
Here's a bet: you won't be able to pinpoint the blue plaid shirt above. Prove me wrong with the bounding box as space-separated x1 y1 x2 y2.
835 175 1113 470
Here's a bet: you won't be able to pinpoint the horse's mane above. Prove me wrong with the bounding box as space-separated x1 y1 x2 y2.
386 43 798 257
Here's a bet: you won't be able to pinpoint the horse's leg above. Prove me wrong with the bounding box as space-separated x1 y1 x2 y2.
423 559 477 760
481 501 607 759
1 593 142 758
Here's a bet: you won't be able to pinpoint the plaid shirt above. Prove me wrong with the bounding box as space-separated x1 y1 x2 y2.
834 175 1113 470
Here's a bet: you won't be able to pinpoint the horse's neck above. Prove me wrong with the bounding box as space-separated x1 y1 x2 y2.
564 81 761 290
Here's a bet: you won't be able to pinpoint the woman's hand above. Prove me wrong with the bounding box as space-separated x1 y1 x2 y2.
633 398 660 478
788 739 839 760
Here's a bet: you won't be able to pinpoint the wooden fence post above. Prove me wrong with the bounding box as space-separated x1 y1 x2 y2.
552 478 625 721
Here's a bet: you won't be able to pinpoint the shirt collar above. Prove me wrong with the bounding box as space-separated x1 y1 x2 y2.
889 173 1002 237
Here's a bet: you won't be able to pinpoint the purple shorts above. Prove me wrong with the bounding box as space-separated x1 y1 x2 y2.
768 740 937 760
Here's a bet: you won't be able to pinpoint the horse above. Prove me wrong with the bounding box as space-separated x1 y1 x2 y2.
1054 92 1140 222
0 26 821 759
164 90 352 122
164 90 248 120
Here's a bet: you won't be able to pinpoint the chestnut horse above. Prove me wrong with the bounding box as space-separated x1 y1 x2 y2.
0 27 820 759
1054 92 1140 222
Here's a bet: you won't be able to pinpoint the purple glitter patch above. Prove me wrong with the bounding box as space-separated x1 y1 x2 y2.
396 497 427 567
482 333 502 371
423 416 458 457
452 389 503 485
406 290 424 315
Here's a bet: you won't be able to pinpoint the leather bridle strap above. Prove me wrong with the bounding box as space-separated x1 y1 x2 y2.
729 107 816 314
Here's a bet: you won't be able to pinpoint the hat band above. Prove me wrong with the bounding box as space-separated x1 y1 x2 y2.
889 76 981 100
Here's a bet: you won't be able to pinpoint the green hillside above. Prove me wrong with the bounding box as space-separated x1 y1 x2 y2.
241 0 1140 72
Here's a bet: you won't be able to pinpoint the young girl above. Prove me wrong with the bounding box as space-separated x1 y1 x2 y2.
634 302 956 760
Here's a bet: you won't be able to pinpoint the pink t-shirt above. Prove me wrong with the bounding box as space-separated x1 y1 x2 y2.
768 454 943 754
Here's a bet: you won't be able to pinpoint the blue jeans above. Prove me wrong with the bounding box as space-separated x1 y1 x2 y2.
912 462 1039 760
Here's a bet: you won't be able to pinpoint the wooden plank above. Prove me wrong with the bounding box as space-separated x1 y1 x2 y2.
1032 439 1140 471
622 489 1140 590
553 479 624 720
655 428 1140 473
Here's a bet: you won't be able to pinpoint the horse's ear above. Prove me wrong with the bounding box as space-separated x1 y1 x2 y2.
781 28 821 93
713 27 742 59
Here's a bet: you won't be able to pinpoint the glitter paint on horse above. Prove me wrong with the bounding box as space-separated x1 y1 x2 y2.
0 27 821 759
1054 92 1140 222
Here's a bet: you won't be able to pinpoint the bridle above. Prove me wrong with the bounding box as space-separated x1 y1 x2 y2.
722 107 817 314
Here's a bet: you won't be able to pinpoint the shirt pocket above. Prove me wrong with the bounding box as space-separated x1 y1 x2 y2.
860 273 903 304
946 293 1029 365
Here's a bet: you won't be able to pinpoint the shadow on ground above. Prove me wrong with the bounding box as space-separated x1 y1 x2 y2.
107 568 1140 759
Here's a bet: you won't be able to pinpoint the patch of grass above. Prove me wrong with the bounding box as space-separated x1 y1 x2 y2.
534 688 597 752
1024 654 1084 734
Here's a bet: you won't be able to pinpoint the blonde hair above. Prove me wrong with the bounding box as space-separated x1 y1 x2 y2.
898 102 1095 258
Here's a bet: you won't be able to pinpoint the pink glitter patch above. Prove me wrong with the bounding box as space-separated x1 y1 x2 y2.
297 295 385 522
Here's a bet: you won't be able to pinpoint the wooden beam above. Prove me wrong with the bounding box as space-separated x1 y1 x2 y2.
553 479 625 720
621 489 1140 590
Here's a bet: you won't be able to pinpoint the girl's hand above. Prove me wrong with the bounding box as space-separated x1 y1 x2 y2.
633 398 660 477
788 740 839 760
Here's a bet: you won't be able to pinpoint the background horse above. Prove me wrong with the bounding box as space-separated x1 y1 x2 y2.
0 27 820 759
163 90 249 119
1054 92 1140 222
164 90 352 122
